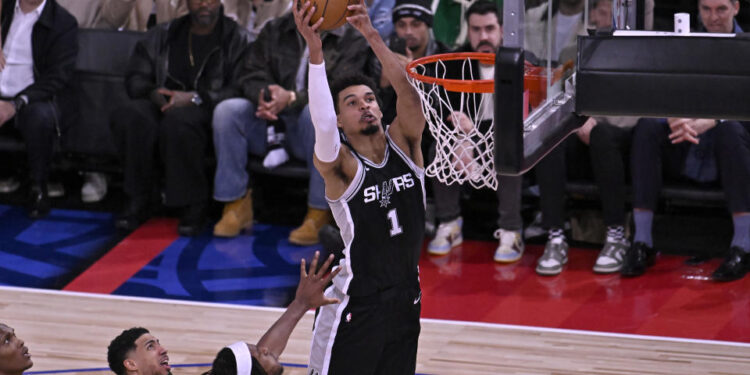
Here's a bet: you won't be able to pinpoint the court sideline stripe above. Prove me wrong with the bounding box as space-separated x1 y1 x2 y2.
62 218 179 294
4 285 750 349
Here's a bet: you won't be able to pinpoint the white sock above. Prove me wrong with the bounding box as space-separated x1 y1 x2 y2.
263 148 289 169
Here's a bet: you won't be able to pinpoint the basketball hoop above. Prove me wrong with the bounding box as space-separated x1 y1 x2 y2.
406 52 499 190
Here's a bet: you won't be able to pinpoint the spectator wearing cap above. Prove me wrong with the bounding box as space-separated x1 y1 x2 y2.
379 0 449 124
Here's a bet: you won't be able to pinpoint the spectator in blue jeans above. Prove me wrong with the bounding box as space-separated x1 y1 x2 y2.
211 12 375 243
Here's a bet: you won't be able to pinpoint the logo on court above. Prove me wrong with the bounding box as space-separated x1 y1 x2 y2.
379 181 393 208
309 369 320 375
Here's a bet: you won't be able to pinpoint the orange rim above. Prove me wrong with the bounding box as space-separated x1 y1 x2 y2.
406 52 496 93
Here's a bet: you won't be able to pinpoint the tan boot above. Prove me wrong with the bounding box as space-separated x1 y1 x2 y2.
213 190 254 237
288 207 333 245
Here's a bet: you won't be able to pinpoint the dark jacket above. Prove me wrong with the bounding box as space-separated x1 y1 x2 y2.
380 36 450 125
239 12 375 112
0 0 78 104
126 11 252 108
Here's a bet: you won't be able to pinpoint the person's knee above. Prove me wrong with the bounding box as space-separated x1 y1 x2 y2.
18 102 56 132
632 118 664 140
715 121 749 147
589 122 614 147
213 98 252 131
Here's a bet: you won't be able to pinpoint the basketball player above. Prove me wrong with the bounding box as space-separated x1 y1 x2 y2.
293 0 426 373
107 252 341 375
0 323 33 375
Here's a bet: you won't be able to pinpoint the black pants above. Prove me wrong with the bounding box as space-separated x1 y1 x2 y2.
309 283 421 375
0 100 58 185
431 174 524 231
589 123 632 227
714 121 750 213
534 135 592 229
110 99 212 207
630 118 750 214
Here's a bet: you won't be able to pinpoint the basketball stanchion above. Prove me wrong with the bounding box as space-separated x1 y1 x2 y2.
406 50 584 185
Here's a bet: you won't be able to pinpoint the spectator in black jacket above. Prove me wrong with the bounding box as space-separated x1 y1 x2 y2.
110 0 252 236
0 0 77 219
211 12 375 243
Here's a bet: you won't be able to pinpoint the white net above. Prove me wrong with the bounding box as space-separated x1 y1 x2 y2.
406 56 498 190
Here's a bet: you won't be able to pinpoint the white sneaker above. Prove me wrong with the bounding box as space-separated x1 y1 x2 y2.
428 217 463 255
81 172 108 203
493 228 524 263
593 238 629 274
536 237 569 276
0 176 20 193
263 148 289 169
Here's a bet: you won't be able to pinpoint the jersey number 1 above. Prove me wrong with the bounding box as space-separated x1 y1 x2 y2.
387 208 403 237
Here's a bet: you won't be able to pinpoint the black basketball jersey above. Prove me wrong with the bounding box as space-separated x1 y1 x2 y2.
328 130 426 297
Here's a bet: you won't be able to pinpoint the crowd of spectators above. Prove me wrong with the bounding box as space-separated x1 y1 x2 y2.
0 0 747 281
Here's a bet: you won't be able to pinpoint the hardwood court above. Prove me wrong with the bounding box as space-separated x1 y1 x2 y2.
2 286 749 375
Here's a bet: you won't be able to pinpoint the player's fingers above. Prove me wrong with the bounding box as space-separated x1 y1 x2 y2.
323 265 342 283
309 251 321 278
302 2 315 24
311 15 324 31
321 298 341 306
317 254 335 278
300 258 307 278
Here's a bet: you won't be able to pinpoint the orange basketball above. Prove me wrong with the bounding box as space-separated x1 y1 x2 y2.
307 0 356 31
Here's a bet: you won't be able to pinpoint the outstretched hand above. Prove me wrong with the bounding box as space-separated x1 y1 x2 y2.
346 0 375 35
295 251 341 309
293 0 324 52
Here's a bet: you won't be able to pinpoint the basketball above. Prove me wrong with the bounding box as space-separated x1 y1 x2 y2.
306 0 356 31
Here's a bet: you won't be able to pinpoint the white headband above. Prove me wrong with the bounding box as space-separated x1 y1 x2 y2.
226 341 252 375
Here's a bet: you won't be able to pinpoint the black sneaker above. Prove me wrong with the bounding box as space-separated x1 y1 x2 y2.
27 184 50 219
712 246 750 282
115 196 150 231
177 202 208 237
620 241 656 277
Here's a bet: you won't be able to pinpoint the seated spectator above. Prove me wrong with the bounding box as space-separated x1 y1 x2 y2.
423 1 528 265
622 0 749 281
524 0 587 65
380 0 450 125
223 0 292 42
0 323 34 375
107 252 340 375
0 0 77 219
432 0 502 47
224 0 392 42
110 0 251 235
211 12 374 242
56 0 188 31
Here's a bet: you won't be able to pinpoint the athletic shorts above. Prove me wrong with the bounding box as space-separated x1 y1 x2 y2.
308 281 422 375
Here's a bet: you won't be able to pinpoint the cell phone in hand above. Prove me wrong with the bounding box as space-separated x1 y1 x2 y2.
263 86 273 102
388 35 407 55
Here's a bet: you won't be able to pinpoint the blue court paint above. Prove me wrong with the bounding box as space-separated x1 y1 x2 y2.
0 205 117 289
114 225 318 307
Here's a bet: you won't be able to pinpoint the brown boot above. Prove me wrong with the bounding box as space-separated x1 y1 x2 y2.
213 190 253 237
288 207 333 245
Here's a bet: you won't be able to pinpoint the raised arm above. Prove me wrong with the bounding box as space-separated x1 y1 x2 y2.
256 252 340 358
294 0 357 199
346 0 425 162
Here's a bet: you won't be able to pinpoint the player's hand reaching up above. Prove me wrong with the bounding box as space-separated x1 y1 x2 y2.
293 0 324 63
295 251 341 309
346 0 375 36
